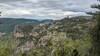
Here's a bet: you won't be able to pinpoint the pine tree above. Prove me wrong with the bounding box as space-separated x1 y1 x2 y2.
87 0 100 56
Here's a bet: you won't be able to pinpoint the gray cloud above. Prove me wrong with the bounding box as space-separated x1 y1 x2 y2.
0 0 25 3
0 0 98 20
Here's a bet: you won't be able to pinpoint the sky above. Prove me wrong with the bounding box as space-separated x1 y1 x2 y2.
0 0 98 20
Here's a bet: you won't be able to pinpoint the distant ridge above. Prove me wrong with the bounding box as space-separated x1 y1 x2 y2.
0 18 53 33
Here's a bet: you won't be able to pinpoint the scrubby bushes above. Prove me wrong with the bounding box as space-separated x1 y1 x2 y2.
0 39 12 56
14 32 92 56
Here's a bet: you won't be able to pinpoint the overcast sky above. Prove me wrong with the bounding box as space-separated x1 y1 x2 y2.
0 0 98 20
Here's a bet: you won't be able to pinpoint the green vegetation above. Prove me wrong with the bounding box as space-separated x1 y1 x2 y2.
0 18 39 33
0 33 91 56
0 16 94 56
86 0 100 56
0 36 12 56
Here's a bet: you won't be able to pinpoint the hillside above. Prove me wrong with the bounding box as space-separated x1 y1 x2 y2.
9 16 95 56
0 18 53 33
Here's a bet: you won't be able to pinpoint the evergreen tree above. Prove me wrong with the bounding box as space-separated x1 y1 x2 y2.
87 0 100 56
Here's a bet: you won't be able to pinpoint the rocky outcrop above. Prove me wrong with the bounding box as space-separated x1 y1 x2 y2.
12 16 94 55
